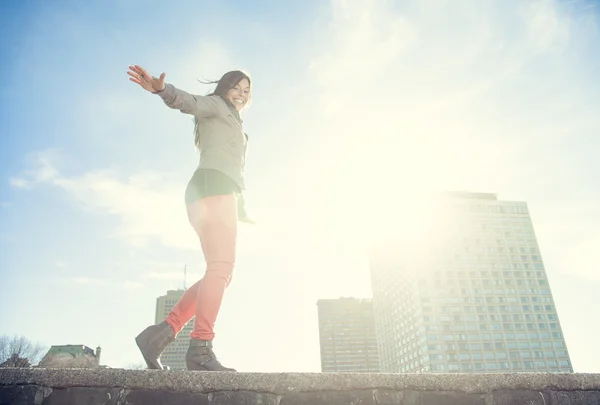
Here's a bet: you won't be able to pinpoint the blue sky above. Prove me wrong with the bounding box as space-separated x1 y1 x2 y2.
1 0 599 372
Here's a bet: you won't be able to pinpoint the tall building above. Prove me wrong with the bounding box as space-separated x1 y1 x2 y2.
155 289 192 370
317 297 380 373
369 191 573 373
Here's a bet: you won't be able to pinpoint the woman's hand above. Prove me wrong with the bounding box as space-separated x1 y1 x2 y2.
127 65 166 93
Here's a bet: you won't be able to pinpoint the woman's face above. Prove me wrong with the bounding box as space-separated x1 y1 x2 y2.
224 78 251 111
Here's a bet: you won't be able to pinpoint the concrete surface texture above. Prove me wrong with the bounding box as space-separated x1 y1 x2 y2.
1 368 599 404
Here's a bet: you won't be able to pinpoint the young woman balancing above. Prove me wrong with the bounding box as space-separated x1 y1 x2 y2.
127 64 252 372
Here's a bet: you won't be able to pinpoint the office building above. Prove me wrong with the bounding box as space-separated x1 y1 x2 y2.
317 297 380 372
369 191 573 373
155 289 193 370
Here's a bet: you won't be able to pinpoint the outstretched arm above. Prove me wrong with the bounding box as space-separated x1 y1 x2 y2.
156 83 220 117
127 64 219 117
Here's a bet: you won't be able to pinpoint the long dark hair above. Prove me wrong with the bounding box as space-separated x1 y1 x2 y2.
194 70 251 148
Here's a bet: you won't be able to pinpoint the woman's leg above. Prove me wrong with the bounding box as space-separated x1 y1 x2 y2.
164 170 238 334
185 193 238 371
164 279 201 334
135 281 201 369
135 193 237 371
187 193 238 340
136 166 238 371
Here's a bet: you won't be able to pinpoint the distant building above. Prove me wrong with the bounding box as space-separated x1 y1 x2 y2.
38 345 102 368
370 191 573 373
155 289 193 370
317 297 380 373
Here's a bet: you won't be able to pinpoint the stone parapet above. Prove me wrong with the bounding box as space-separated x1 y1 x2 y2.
1 368 599 404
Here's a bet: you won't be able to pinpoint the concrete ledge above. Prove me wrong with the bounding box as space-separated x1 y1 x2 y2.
1 368 599 394
1 368 599 405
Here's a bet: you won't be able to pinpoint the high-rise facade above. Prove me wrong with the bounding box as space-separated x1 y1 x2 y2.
317 298 380 373
369 191 572 373
155 289 192 370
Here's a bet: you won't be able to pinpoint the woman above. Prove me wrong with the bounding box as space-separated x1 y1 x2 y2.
127 64 252 372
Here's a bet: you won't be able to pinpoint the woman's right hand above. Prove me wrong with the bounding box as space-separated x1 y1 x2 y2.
127 65 166 93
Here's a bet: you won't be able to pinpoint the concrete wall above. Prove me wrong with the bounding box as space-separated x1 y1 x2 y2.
1 368 599 404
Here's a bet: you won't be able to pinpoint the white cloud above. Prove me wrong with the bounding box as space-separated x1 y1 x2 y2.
61 276 145 290
72 277 109 286
9 148 63 189
309 0 418 112
122 280 144 290
524 0 571 52
12 149 197 250
9 177 33 189
148 271 184 281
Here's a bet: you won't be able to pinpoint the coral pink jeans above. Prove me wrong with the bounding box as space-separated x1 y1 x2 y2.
165 194 237 341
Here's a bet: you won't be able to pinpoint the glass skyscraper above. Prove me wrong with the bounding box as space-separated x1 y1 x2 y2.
155 289 192 370
369 191 572 373
317 298 381 373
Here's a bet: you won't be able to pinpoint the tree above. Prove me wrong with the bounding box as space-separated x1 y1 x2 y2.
0 353 31 368
0 335 46 367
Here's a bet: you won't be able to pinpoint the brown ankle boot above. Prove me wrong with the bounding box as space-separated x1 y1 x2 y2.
135 321 175 370
186 339 236 372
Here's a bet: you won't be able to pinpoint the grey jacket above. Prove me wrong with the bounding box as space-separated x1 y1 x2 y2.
155 83 248 191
